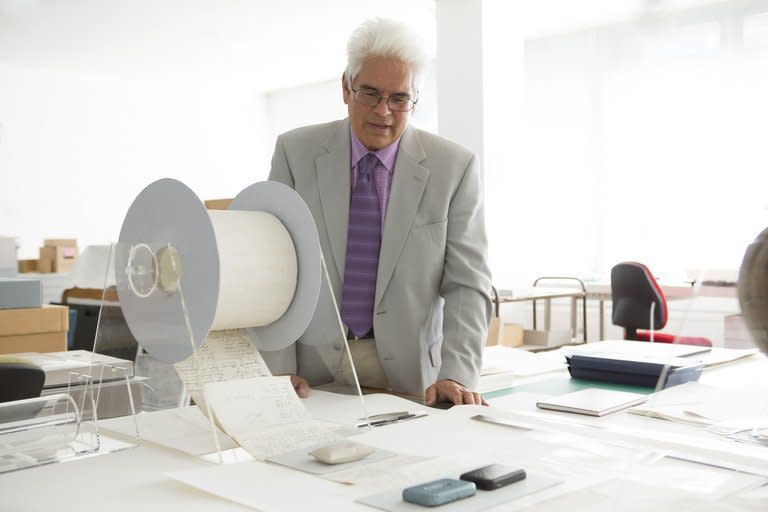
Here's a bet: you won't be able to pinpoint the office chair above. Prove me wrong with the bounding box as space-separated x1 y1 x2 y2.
611 262 712 347
0 355 45 403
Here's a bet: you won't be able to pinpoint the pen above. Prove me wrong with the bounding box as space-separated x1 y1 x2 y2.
470 414 534 431
356 411 428 428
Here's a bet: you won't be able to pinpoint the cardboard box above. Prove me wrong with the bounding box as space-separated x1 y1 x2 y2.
523 328 573 347
486 317 503 346
17 259 39 273
0 305 69 354
204 198 233 210
0 332 67 354
0 305 69 336
0 278 42 309
38 239 78 273
38 246 56 273
44 238 78 250
502 323 524 347
486 318 523 347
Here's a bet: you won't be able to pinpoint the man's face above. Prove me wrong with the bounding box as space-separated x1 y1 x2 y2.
343 56 416 151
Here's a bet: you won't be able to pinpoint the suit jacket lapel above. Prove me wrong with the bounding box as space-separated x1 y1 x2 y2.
375 127 429 307
316 120 351 283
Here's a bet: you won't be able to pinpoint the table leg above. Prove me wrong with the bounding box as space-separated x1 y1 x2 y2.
570 297 577 339
599 299 605 340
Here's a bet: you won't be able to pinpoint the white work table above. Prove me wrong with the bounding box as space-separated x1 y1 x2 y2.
2 355 767 511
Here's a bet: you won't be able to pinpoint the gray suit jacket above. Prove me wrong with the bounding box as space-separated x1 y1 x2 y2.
266 118 492 396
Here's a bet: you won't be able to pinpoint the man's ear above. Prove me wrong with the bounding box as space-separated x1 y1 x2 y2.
342 73 351 105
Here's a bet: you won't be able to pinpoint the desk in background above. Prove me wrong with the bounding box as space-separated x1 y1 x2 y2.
585 281 738 339
494 277 588 349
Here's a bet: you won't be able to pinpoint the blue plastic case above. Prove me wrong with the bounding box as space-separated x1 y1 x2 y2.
402 478 476 507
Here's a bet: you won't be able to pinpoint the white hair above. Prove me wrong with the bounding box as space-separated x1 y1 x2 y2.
345 18 427 92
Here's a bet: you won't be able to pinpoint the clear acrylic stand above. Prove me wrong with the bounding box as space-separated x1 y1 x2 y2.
108 179 373 467
0 391 110 473
0 242 141 474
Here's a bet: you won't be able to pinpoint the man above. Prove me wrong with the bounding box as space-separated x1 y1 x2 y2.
268 18 492 406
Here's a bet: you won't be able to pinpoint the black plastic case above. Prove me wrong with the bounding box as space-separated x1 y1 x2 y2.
460 464 527 491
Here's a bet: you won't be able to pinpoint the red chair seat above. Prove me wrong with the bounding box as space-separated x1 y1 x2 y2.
634 330 712 347
612 262 713 348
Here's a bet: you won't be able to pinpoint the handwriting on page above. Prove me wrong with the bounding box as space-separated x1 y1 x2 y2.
174 328 272 411
240 423 346 460
204 376 345 460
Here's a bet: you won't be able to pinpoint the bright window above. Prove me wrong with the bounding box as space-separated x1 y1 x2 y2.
484 1 768 286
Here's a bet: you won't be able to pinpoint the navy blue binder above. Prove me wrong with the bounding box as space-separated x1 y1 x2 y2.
566 353 704 389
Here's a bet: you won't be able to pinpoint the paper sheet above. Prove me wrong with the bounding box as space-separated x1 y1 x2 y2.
167 460 369 512
627 456 767 497
174 328 272 411
267 445 399 476
204 376 346 460
303 390 434 426
324 454 486 490
525 479 718 512
563 340 709 359
481 346 567 376
98 406 238 455
627 381 768 427
695 347 759 368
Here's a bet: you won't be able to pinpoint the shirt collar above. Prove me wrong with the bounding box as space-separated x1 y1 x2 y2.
350 126 400 174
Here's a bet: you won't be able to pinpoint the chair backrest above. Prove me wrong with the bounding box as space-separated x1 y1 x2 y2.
0 356 45 403
611 262 668 338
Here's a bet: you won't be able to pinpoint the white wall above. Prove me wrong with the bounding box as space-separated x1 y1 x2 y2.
0 63 271 258
480 0 768 288
0 0 437 260
266 79 347 145
265 71 438 151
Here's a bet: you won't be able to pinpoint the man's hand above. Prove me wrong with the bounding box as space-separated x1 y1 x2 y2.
425 379 488 406
288 375 310 398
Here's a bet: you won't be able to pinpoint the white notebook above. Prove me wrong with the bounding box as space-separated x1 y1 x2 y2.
536 388 648 416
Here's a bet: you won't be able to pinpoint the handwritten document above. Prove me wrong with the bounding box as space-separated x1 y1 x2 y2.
204 376 346 460
174 329 272 411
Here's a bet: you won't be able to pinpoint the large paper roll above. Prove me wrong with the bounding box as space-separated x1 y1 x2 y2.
209 210 296 330
117 179 321 364
232 181 322 352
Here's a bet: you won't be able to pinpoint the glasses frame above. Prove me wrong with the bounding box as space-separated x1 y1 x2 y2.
350 85 419 112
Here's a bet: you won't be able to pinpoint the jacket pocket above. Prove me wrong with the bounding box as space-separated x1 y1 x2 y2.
411 219 447 247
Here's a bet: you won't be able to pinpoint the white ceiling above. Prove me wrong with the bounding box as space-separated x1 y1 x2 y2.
0 0 436 91
0 0 726 91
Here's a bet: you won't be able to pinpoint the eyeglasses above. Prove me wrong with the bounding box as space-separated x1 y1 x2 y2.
350 85 418 112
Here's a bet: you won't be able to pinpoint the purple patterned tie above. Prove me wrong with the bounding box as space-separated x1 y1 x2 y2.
341 153 381 338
